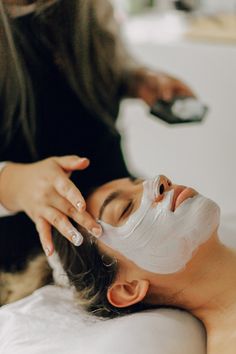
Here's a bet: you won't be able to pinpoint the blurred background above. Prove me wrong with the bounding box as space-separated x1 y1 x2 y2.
112 0 236 220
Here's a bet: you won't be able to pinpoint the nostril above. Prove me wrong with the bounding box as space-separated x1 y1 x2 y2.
159 183 164 195
167 180 172 187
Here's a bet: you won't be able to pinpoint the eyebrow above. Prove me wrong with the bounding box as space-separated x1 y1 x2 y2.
98 191 122 220
98 177 142 220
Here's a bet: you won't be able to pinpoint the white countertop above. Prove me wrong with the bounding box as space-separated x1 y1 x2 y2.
122 10 236 46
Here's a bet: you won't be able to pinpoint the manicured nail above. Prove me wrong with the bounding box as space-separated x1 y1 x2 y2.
91 227 102 238
79 158 89 163
76 201 85 212
70 230 83 246
44 247 51 257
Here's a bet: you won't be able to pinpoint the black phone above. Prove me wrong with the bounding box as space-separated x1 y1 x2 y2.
150 96 208 125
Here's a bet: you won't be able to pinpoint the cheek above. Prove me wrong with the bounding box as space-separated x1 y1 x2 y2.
97 239 130 268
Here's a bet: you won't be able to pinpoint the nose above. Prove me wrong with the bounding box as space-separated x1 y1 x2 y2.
155 175 172 203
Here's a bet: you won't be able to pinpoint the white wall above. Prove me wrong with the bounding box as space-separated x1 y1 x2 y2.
118 17 236 216
201 0 236 14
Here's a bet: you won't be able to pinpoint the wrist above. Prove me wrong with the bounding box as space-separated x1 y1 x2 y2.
120 67 147 98
0 162 22 213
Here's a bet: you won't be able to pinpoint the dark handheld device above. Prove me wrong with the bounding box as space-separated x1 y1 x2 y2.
150 96 208 125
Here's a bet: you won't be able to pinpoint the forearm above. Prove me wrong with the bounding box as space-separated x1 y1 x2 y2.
119 66 149 98
120 67 141 98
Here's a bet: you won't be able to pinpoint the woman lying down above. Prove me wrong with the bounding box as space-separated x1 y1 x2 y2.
1 175 236 353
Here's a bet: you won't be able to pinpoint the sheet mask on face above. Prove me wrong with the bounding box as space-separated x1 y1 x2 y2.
99 176 220 274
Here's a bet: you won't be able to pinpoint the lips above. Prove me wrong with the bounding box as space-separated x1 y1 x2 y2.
171 186 186 211
171 186 198 211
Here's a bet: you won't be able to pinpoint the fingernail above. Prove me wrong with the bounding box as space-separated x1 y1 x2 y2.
76 201 85 212
80 158 89 163
44 247 51 257
91 227 102 238
70 230 83 246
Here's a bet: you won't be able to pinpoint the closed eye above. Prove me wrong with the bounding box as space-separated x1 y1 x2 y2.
119 200 133 221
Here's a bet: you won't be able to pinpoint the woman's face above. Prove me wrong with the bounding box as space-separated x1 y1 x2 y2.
86 175 220 309
87 175 219 275
87 175 197 227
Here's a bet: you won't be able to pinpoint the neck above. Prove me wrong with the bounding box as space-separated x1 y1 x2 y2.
187 235 236 329
149 232 236 332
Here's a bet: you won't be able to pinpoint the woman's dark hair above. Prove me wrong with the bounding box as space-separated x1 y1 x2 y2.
53 225 156 319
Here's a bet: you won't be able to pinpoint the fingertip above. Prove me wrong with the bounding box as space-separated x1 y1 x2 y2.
44 244 54 257
78 158 90 167
91 225 103 238
70 157 90 171
80 157 90 163
64 156 90 169
44 247 51 257
76 201 86 212
70 230 84 246
163 91 172 102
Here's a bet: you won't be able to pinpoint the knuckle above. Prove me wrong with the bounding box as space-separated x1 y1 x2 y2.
45 157 57 170
52 213 63 228
44 157 54 166
40 189 50 202
48 156 57 163
27 209 35 221
62 184 72 196
56 178 70 195
81 217 94 231
38 176 50 191
54 176 61 188
66 205 76 217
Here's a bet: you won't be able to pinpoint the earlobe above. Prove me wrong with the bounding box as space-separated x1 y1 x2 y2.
107 279 149 308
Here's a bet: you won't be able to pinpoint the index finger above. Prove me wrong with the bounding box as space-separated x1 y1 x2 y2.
54 175 86 212
174 79 196 98
54 175 102 236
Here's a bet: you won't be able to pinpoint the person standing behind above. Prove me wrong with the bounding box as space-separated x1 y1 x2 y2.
0 0 194 273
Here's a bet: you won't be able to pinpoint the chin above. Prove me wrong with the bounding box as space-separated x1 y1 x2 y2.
179 194 220 236
199 196 221 245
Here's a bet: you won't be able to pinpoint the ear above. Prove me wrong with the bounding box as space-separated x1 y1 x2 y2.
107 279 149 308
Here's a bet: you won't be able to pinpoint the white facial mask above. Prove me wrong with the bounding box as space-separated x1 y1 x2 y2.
99 176 220 274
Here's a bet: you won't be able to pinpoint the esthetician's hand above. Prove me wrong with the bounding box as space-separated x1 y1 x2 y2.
131 68 195 106
0 156 102 256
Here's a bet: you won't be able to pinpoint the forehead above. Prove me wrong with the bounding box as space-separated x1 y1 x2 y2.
86 178 131 218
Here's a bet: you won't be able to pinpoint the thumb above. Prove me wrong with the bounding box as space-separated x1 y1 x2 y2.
54 155 90 172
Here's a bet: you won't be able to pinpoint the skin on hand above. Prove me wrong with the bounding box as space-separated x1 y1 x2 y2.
130 68 195 106
0 155 102 256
